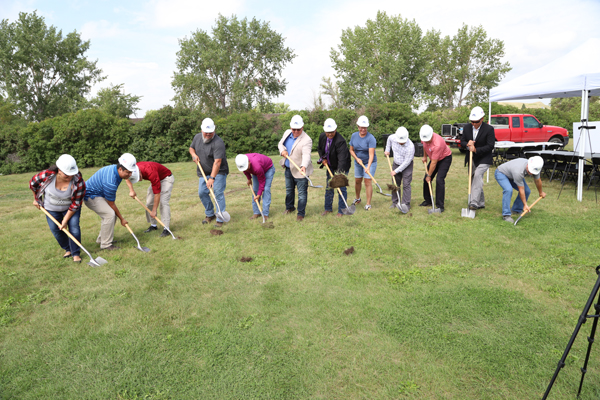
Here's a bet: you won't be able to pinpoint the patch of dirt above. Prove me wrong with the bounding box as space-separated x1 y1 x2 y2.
262 222 275 229
387 183 399 191
210 229 223 236
344 246 355 255
240 257 253 262
330 174 349 188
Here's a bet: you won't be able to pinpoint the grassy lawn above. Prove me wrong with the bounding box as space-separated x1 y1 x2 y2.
1 148 600 399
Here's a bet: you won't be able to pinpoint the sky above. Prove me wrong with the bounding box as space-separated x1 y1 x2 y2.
1 0 600 117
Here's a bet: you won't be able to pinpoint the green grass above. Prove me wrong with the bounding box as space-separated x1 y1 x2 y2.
1 148 600 399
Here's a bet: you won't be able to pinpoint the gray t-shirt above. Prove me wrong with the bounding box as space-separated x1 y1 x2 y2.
190 133 229 177
497 158 540 187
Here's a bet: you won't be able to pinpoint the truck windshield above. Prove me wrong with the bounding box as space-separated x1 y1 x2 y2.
491 117 508 125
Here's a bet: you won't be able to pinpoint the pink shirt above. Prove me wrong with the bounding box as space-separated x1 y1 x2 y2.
422 133 451 161
243 153 274 196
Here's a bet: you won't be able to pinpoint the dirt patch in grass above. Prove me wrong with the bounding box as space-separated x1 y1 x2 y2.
210 229 223 236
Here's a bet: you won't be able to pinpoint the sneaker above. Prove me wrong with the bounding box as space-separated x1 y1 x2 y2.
364 204 372 210
160 229 170 237
502 215 514 223
352 198 361 205
214 221 223 228
419 201 432 207
477 206 485 210
468 205 477 211
144 225 158 233
202 216 216 225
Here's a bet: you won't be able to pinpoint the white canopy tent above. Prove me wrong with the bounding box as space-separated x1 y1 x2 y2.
489 38 600 201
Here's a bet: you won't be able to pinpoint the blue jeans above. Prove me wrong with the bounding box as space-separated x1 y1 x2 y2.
495 169 530 216
46 208 81 257
252 166 275 216
198 174 227 222
354 161 377 179
284 167 308 217
325 171 348 214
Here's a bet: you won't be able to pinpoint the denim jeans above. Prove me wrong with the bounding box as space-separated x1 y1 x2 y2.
252 166 275 216
284 167 308 217
198 174 227 222
495 169 530 216
46 208 81 257
325 171 348 214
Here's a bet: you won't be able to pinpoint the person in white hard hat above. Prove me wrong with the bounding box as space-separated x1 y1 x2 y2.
317 118 351 216
494 156 546 223
460 106 496 210
385 127 415 209
277 114 314 221
84 153 137 250
189 118 230 228
30 154 86 263
349 115 377 210
235 153 275 221
420 125 452 212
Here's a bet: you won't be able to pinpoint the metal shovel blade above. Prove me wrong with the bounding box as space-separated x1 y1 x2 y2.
398 203 409 214
164 227 177 240
461 208 476 219
375 183 392 197
513 214 526 226
216 210 231 223
88 256 108 267
307 177 323 188
428 207 441 214
342 204 356 215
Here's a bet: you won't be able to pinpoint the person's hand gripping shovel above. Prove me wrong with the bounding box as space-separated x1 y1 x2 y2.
249 185 274 228
283 155 323 188
132 196 177 239
354 157 391 197
195 160 231 223
423 160 441 214
514 196 543 226
385 154 408 213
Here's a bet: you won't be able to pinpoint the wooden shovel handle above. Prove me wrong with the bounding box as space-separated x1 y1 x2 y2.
284 155 308 178
124 223 134 235
324 163 345 197
195 160 218 200
39 206 85 249
355 158 380 185
249 185 264 214
468 151 473 195
385 154 395 174
519 196 543 217
133 196 167 229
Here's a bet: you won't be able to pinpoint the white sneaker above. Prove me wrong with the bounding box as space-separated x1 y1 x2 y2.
364 204 372 210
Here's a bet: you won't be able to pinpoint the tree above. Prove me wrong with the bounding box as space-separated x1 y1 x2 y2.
329 11 432 108
320 77 344 109
172 15 295 115
0 11 104 121
88 84 141 119
427 24 511 109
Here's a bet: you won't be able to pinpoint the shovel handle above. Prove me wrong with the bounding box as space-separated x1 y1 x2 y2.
133 196 167 229
124 223 135 235
249 186 264 214
385 154 395 174
284 155 308 178
468 151 473 195
195 160 219 202
518 196 543 218
356 158 380 185
39 206 85 249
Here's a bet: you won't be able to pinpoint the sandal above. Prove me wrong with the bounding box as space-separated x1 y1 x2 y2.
73 256 82 263
364 204 372 210
63 252 72 258
352 198 361 205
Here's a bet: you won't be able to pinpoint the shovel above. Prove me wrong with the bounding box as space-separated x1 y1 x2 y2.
514 196 543 226
124 223 151 252
324 163 355 215
249 186 266 224
284 155 323 188
39 206 108 267
385 154 408 213
132 196 177 240
423 160 441 214
355 158 392 197
195 160 231 222
461 151 476 219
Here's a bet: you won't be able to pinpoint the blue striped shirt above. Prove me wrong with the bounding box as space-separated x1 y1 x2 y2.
84 165 122 202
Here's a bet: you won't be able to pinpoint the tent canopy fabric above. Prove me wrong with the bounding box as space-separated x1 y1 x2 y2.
490 38 600 101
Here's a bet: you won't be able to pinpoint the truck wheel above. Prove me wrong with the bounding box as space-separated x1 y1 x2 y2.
549 137 564 148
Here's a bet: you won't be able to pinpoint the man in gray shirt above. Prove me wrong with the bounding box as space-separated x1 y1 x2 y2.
494 156 546 222
189 118 229 227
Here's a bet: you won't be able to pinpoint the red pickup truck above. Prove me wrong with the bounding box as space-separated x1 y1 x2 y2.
443 114 569 152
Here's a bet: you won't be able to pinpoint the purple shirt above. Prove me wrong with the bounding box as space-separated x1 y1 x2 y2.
243 153 274 196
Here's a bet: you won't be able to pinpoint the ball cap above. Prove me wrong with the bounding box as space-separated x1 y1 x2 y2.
290 115 304 129
528 156 544 175
357 115 369 127
419 125 433 142
323 118 337 132
393 127 409 144
201 118 215 133
56 154 79 176
235 154 249 172
470 106 485 121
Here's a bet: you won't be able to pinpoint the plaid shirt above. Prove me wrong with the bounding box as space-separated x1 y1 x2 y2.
29 170 86 212
385 138 415 173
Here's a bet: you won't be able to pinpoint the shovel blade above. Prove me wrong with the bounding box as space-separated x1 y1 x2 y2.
342 205 356 215
513 215 524 226
461 208 476 219
398 204 409 214
137 246 151 252
88 256 108 267
216 210 231 223
428 208 441 214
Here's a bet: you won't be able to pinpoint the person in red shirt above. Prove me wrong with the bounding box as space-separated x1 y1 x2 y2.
126 161 175 237
420 125 453 212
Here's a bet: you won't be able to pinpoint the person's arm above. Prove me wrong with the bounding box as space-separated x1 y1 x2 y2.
349 145 358 162
517 186 530 213
255 167 266 197
384 138 392 156
106 200 128 226
476 126 496 155
278 130 290 158
336 139 350 174
366 147 375 171
125 178 137 198
534 177 546 199
189 147 199 163
206 159 222 189
395 143 414 174
426 159 438 182
300 136 312 174
59 210 76 231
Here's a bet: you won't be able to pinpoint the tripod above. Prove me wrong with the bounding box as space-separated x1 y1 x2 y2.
543 265 600 399
557 119 596 201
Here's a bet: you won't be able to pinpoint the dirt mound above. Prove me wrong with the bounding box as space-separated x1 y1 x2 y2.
344 246 354 255
330 174 349 188
240 257 253 262
210 229 223 236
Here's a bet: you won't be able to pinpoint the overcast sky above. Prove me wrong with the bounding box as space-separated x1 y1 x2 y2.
1 0 599 116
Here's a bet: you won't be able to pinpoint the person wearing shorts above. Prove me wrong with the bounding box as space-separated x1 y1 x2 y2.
349 115 377 210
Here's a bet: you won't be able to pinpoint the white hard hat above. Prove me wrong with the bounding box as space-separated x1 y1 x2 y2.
290 115 304 129
420 125 433 142
323 118 337 132
201 118 215 133
470 106 485 121
528 156 544 175
56 154 79 176
357 115 369 127
129 166 140 184
118 153 137 172
393 127 409 144
235 154 249 172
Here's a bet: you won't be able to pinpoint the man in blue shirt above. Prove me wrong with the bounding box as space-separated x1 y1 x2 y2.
84 153 137 250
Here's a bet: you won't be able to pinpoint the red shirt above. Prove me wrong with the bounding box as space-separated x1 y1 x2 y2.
422 133 451 161
137 162 172 194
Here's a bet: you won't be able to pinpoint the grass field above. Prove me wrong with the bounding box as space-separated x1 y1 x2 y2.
1 148 600 399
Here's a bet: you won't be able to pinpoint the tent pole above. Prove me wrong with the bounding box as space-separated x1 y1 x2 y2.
577 89 589 201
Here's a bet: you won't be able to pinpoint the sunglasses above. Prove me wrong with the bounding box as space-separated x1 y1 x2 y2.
470 119 483 124
291 128 302 132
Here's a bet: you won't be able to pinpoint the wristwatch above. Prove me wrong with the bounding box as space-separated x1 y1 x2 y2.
208 176 214 180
